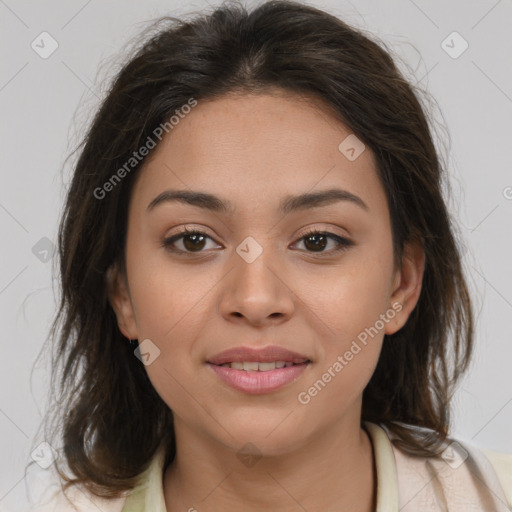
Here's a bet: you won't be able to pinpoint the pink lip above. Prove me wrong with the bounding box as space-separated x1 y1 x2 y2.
207 362 310 394
206 345 312 395
207 345 311 365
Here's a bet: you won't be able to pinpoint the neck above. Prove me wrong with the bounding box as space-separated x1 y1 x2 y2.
163 415 376 512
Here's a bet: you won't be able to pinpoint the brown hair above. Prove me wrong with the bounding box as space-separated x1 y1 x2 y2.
32 0 473 499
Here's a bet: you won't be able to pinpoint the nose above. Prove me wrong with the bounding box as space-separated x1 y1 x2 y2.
217 241 295 327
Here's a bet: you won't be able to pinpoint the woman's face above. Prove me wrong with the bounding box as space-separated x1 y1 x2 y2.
109 90 424 455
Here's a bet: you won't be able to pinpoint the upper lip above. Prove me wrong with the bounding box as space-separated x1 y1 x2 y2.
207 345 311 365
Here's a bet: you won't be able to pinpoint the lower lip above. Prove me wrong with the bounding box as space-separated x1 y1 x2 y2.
207 362 310 394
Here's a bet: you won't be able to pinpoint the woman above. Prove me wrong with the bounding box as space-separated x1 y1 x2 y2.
25 1 511 510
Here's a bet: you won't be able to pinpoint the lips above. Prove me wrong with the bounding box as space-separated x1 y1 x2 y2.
206 344 312 394
207 345 311 366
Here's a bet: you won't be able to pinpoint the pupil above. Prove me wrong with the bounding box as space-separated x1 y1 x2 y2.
305 234 327 252
184 233 206 251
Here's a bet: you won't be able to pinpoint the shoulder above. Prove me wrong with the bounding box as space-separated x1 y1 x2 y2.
483 448 512 505
5 461 128 512
6 444 169 512
376 423 512 512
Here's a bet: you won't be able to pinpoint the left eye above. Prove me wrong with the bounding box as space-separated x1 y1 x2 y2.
162 228 353 255
292 230 353 255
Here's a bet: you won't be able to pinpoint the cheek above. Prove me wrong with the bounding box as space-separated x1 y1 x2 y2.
293 246 394 400
125 250 220 390
127 247 216 339
126 261 215 412
297 251 395 342
295 266 390 414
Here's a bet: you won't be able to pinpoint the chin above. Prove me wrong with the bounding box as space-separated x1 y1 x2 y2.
210 413 313 456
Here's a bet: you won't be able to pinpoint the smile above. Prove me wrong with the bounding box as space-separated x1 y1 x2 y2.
214 360 307 371
207 361 311 394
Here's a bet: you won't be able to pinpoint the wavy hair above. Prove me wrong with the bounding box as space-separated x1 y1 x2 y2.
32 0 473 499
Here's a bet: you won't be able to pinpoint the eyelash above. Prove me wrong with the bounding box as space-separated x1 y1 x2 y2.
161 226 353 256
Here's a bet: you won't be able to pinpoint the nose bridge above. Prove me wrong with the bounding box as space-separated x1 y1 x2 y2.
218 234 294 323
236 235 277 288
234 234 282 297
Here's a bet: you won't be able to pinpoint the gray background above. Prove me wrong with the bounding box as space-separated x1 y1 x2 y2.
1 0 511 508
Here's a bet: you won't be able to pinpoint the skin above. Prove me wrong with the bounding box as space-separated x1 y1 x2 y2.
108 88 425 512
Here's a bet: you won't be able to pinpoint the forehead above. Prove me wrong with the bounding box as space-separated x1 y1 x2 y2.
130 90 386 217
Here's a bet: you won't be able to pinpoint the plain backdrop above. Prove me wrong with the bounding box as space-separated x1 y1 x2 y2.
1 0 511 508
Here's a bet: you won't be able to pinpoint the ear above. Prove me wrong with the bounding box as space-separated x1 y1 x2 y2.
106 263 138 340
385 239 425 335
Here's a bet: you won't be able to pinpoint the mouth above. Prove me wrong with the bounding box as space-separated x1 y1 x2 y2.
207 360 311 394
206 345 312 394
210 360 311 371
207 345 312 367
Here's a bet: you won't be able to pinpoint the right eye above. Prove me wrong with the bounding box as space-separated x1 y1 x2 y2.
162 227 222 254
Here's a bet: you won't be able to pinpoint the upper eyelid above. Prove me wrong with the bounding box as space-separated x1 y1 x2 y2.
166 226 350 241
167 220 351 236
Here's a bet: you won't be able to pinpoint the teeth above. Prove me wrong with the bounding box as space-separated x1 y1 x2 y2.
219 361 299 371
257 362 277 371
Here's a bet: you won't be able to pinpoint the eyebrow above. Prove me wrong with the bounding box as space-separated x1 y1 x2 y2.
146 187 369 214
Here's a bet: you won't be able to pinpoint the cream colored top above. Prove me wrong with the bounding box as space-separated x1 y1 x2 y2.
13 422 512 511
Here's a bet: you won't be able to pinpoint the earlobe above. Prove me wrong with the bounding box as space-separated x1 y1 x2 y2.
106 264 138 340
385 240 425 335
